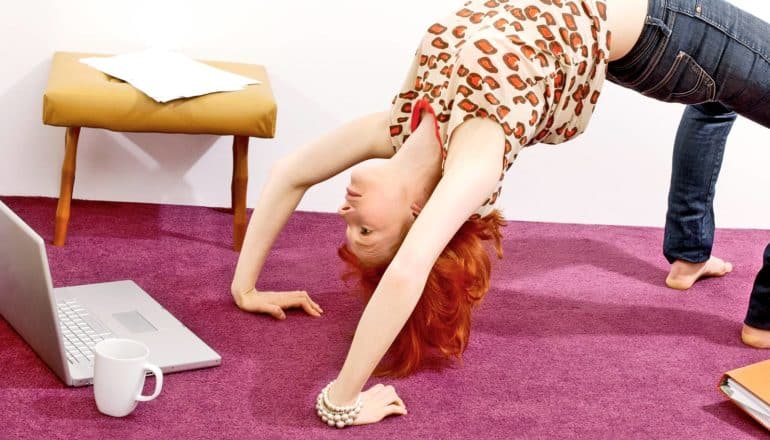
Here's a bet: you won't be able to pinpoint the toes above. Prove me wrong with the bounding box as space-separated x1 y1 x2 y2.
704 257 733 277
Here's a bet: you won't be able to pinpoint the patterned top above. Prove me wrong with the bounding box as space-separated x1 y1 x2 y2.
389 0 611 217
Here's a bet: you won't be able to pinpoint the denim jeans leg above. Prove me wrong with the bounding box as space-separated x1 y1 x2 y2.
744 244 770 330
608 0 769 265
608 0 770 325
663 102 736 264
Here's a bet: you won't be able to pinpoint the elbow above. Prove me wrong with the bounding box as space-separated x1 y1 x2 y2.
269 157 308 191
382 259 430 299
389 244 437 282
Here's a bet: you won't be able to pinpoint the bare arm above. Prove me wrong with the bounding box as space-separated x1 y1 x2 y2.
230 111 394 315
327 117 506 416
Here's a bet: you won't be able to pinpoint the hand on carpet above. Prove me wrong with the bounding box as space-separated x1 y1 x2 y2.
353 384 408 426
233 288 323 319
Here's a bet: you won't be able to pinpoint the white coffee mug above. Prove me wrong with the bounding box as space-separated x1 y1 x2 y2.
93 338 163 417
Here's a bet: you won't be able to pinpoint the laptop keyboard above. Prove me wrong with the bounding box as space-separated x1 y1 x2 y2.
56 300 113 365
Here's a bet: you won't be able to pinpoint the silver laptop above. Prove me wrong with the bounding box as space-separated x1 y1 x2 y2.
0 201 221 386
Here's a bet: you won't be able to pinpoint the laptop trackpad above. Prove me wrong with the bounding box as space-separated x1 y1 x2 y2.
113 311 158 333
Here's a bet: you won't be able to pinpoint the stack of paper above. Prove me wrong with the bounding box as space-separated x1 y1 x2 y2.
81 49 261 103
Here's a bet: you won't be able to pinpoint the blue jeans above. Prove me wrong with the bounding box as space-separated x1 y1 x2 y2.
745 244 770 330
606 0 770 326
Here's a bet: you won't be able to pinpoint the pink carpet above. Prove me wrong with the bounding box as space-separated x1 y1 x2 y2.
1 196 769 439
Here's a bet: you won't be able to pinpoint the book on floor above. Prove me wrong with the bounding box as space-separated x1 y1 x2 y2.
719 358 770 430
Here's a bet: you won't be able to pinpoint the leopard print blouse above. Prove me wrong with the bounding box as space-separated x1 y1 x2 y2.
389 0 611 217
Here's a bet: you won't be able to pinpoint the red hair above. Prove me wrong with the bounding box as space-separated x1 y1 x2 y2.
338 210 506 377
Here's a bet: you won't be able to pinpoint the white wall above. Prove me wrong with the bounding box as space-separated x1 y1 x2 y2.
1 0 768 228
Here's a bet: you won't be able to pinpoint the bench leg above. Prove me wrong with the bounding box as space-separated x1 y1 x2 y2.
54 127 81 246
231 135 249 252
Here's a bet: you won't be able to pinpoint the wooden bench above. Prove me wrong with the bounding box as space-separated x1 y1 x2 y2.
43 52 277 251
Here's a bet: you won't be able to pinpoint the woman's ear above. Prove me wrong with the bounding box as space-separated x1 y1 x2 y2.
411 202 423 219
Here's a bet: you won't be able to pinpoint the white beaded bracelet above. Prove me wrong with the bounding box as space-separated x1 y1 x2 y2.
315 381 362 428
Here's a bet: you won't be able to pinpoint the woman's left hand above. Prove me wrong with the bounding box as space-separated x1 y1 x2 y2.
351 384 408 426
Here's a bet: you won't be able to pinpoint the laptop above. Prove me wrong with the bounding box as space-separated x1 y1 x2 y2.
0 201 221 386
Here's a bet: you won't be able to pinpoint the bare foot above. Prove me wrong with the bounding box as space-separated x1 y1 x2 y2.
741 325 770 349
665 256 733 290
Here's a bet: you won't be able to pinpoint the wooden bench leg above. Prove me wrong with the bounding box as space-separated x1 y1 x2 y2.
231 135 249 252
54 127 81 246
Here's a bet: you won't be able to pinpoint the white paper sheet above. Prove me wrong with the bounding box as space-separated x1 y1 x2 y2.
81 49 261 103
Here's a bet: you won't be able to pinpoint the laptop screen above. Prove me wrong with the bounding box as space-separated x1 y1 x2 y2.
0 202 69 384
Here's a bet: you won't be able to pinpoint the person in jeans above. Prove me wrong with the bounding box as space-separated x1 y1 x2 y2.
229 0 770 426
607 0 770 347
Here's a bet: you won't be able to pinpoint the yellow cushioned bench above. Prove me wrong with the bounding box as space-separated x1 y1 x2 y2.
43 51 278 251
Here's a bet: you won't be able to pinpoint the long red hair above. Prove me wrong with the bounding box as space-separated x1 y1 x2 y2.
338 210 506 377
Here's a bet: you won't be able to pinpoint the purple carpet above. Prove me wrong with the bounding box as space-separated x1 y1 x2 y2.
1 196 770 439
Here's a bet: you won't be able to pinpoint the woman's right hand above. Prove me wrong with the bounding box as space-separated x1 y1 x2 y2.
352 384 408 426
232 288 323 319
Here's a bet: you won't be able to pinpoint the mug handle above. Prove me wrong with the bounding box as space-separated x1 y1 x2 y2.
136 363 164 402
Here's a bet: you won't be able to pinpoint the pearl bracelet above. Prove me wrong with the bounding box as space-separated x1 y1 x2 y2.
315 381 362 428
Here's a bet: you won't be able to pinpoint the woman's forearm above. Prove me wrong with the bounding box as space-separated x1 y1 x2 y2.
230 165 307 297
329 264 428 403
